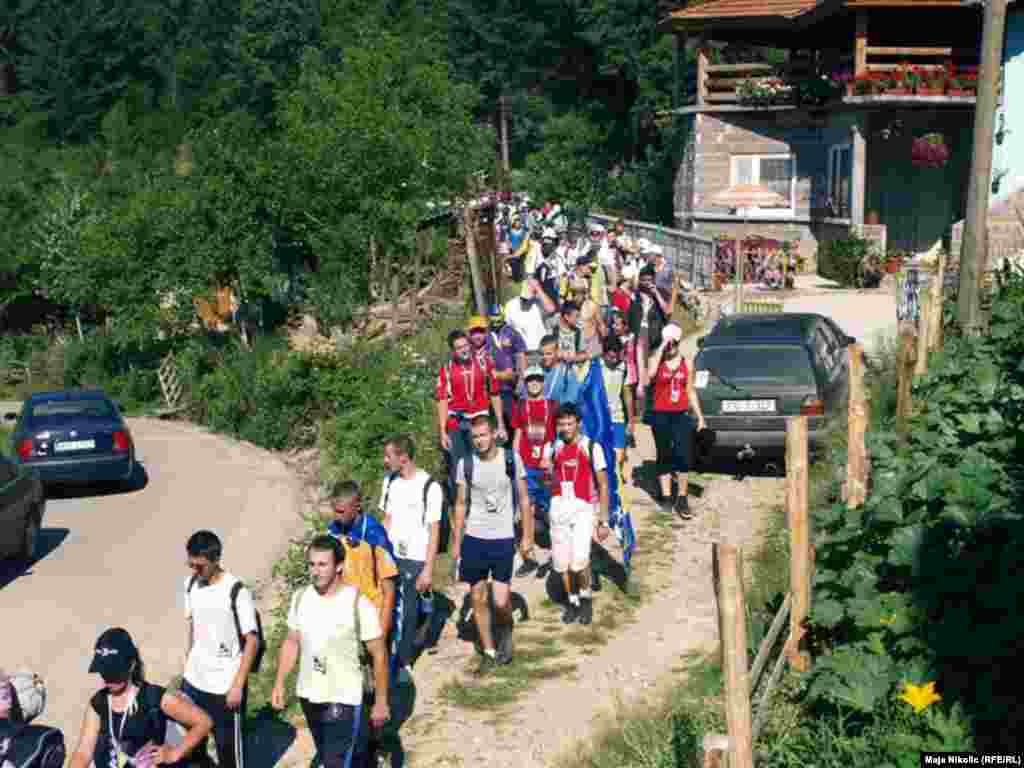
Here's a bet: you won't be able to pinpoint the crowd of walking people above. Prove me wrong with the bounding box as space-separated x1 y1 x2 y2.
0 198 709 768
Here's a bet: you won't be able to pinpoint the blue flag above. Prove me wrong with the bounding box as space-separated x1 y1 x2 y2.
577 360 638 572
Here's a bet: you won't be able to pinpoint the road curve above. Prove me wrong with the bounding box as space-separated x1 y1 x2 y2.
0 418 307 744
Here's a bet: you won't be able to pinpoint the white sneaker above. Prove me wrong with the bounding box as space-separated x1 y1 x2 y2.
398 665 413 686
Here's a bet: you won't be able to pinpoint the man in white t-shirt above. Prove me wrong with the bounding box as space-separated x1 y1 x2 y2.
380 435 443 683
272 535 389 768
504 284 551 353
183 530 259 768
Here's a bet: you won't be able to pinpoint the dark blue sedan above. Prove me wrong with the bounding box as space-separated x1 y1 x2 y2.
5 390 135 486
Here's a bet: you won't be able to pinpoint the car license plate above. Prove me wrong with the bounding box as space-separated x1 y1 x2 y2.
55 439 96 452
721 399 776 414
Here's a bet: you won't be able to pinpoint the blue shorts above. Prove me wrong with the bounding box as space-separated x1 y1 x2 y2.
459 536 515 585
525 466 551 523
612 422 627 450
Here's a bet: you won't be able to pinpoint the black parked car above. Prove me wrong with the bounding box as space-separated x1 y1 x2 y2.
0 454 45 563
693 313 855 459
5 390 135 486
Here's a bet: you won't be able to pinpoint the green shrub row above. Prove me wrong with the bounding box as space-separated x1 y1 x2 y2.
817 236 874 288
799 277 1024 756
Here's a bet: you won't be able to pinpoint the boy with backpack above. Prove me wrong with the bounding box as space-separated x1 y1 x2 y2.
545 404 610 626
379 435 443 684
183 530 262 768
511 366 558 578
450 415 532 673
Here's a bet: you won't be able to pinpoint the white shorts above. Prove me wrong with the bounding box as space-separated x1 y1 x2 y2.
549 496 595 573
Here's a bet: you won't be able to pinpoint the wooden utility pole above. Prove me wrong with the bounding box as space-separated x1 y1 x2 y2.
499 94 511 176
958 0 1008 333
715 543 755 768
413 227 430 322
463 204 487 315
846 344 868 509
785 416 811 672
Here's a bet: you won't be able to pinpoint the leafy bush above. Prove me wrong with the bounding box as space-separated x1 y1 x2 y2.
817 236 873 288
805 274 1024 751
63 335 165 410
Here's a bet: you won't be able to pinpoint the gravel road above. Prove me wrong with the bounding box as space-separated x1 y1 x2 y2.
0 418 307 745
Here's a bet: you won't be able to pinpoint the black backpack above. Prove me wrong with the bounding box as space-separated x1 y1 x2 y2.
187 575 266 674
380 472 449 554
463 445 520 519
0 723 64 768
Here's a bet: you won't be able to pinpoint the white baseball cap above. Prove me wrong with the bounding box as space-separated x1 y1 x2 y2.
638 238 653 252
650 244 664 256
663 323 683 343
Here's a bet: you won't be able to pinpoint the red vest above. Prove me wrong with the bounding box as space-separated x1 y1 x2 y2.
512 398 557 469
551 438 600 504
435 358 495 418
653 359 689 412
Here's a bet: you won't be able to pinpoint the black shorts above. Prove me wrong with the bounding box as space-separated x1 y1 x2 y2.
459 536 515 585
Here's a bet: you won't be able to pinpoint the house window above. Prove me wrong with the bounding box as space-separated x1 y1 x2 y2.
828 144 853 219
729 154 795 216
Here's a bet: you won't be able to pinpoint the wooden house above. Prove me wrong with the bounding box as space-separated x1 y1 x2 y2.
662 0 990 267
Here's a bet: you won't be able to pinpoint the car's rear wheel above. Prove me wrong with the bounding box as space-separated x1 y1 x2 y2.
20 509 40 563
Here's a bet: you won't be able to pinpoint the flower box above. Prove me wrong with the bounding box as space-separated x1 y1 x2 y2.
915 84 945 96
947 88 976 98
885 87 913 96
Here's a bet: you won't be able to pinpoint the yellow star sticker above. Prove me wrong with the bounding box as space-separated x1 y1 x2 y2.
899 681 942 714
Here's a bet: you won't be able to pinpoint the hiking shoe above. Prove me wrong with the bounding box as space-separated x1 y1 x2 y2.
562 602 580 624
515 558 538 578
474 655 498 676
496 622 514 665
674 495 694 521
536 561 552 580
577 598 593 626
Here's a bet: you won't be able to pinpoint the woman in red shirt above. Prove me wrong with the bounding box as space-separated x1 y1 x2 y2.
647 323 706 519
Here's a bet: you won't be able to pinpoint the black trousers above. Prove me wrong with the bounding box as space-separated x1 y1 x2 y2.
182 680 247 768
650 410 694 476
300 699 359 768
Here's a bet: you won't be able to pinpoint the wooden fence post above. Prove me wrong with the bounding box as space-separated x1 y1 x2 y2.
463 204 487 315
914 285 931 378
785 416 811 672
928 251 947 353
896 324 917 439
715 543 754 768
413 227 430 322
846 343 868 509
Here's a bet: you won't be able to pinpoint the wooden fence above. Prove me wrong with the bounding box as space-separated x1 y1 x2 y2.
705 341 872 766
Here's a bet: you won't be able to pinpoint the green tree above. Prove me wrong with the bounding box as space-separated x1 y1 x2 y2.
274 26 489 326
522 112 607 207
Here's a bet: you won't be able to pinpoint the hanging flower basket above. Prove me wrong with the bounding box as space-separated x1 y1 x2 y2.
911 132 950 168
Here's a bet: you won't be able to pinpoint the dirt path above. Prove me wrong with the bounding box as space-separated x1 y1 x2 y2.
277 419 783 768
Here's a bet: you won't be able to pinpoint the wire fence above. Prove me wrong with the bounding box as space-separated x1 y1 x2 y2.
587 213 716 290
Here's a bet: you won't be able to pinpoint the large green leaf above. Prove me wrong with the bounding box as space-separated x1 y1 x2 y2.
887 525 925 568
810 598 845 628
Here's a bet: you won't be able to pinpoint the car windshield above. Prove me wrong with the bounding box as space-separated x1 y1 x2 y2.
26 399 116 425
696 345 816 387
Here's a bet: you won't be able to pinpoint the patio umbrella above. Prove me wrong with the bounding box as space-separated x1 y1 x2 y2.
709 183 789 311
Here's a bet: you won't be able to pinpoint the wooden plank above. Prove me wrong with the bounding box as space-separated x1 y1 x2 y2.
895 325 917 440
707 71 810 87
915 285 932 377
929 251 947 352
705 92 740 103
866 63 957 71
716 543 754 768
752 635 789 742
866 46 953 56
846 344 868 509
706 62 775 73
749 592 792 694
785 416 810 672
855 12 868 78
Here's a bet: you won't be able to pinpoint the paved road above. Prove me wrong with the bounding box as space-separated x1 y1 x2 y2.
0 418 306 745
681 282 898 358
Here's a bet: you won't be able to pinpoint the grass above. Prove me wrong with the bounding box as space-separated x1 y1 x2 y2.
553 487 794 768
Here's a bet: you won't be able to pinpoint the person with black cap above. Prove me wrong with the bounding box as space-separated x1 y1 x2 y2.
69 628 212 768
